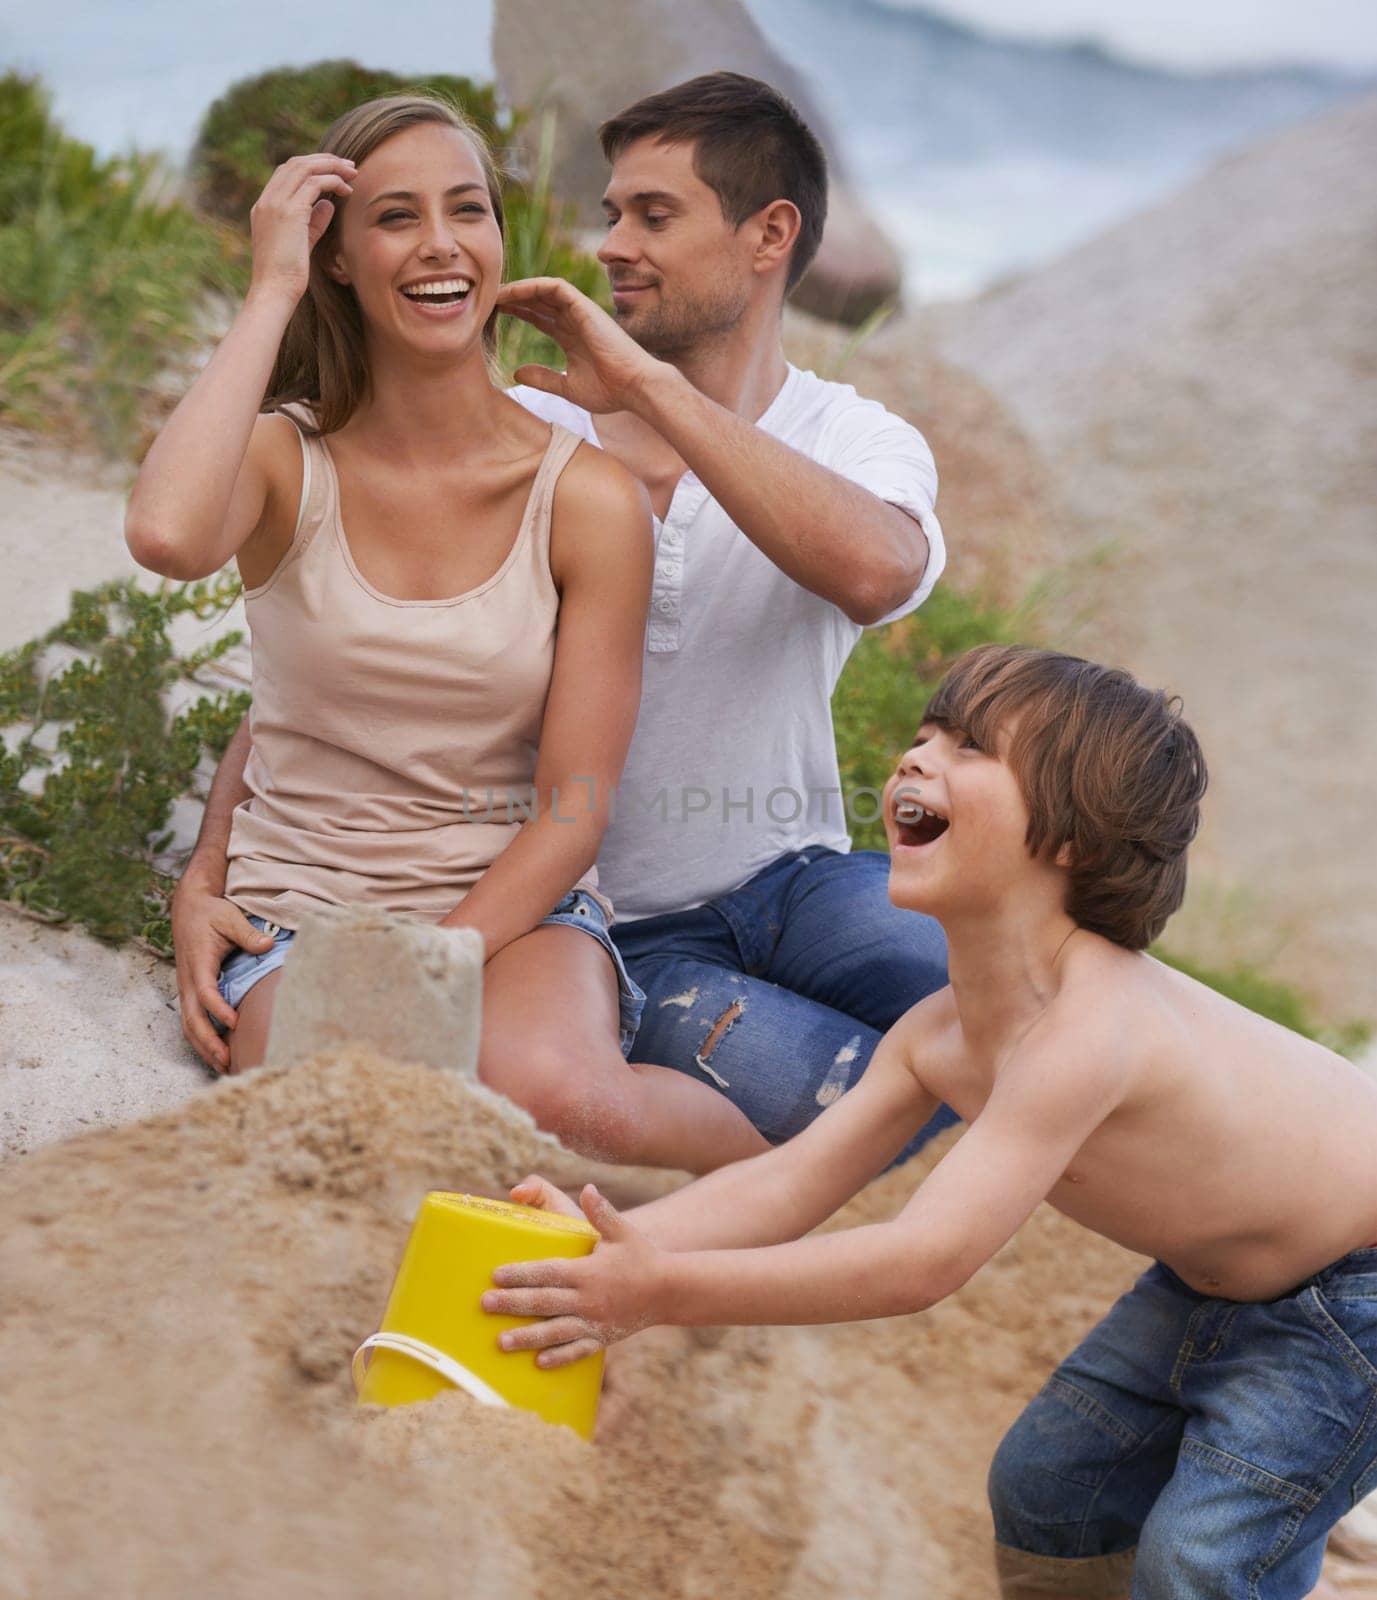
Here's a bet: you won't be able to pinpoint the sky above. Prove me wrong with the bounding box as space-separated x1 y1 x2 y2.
3 0 1374 163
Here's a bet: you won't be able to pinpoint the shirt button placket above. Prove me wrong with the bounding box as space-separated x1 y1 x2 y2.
648 492 696 654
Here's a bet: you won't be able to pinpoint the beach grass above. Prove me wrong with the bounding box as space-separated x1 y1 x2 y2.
0 74 245 455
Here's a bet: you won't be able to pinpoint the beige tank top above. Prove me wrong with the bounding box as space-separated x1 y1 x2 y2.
224 411 606 931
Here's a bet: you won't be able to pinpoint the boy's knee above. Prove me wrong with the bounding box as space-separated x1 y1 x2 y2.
990 1409 1136 1596
988 1407 1046 1535
992 1542 1134 1599
987 1388 1139 1558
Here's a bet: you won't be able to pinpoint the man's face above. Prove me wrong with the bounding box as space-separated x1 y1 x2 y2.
598 137 754 356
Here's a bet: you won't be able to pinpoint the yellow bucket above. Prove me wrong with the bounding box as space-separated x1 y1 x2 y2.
352 1191 603 1438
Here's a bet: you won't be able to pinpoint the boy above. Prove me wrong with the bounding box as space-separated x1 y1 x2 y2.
483 643 1377 1598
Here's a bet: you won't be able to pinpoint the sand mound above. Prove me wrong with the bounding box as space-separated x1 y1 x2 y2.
2 1047 1151 1598
925 94 1377 1017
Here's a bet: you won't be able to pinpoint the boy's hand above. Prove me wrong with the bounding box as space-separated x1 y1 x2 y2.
509 1174 584 1219
483 1185 667 1367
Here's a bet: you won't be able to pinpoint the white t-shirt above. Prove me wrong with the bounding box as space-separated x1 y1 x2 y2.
511 364 945 921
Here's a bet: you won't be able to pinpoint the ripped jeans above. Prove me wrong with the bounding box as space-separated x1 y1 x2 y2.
611 845 957 1155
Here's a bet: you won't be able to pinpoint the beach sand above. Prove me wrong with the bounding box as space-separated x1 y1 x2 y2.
1 1046 1149 1598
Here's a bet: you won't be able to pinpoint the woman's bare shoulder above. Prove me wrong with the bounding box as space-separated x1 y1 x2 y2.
548 439 653 587
554 435 650 519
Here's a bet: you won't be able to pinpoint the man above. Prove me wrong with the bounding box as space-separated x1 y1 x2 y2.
176 71 956 1160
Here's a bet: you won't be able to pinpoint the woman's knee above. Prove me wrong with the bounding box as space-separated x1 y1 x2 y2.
480 1038 641 1160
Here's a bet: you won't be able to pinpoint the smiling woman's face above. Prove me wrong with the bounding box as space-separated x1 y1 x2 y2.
326 122 504 361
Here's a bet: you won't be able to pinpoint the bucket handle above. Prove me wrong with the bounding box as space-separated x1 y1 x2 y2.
352 1332 510 1410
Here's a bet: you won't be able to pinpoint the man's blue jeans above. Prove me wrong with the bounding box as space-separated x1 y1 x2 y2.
611 845 958 1154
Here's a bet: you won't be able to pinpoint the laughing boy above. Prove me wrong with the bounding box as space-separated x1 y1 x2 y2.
485 643 1377 1598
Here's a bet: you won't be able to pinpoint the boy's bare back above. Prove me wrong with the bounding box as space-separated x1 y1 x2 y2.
904 934 1377 1302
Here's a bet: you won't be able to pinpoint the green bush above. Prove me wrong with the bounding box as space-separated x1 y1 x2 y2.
0 576 248 953
0 74 245 452
190 61 505 227
188 61 607 378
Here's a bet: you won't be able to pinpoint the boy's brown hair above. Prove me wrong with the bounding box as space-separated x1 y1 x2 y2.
923 645 1207 950
598 71 828 295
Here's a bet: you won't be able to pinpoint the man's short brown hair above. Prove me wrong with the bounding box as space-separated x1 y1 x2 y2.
598 71 827 294
923 645 1208 950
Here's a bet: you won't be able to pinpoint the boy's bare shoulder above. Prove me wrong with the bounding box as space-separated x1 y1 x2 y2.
1041 933 1178 1075
887 985 962 1075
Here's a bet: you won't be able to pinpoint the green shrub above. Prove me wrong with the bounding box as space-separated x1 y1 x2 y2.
190 61 505 227
0 74 245 452
0 576 248 953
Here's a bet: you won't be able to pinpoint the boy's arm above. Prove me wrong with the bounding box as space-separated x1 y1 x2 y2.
514 1003 944 1253
489 1009 1130 1364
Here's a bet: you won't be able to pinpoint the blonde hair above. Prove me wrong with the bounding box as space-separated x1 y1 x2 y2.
263 94 505 435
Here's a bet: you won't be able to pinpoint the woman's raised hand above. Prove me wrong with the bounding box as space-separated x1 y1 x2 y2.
248 155 357 306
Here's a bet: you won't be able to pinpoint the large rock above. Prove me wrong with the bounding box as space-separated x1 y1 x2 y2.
926 95 1377 1018
491 0 903 324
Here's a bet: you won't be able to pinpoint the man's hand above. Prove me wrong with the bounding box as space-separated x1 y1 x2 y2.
496 278 670 415
482 1184 669 1367
170 874 273 1074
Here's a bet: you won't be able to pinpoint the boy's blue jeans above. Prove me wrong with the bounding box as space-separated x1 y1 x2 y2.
989 1250 1377 1598
611 845 958 1154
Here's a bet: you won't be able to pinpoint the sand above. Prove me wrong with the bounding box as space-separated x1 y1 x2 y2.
1 1046 1146 1599
6 1046 1377 1597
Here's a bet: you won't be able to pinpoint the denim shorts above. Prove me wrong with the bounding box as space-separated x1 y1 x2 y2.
612 845 956 1154
988 1249 1377 1598
214 889 646 1055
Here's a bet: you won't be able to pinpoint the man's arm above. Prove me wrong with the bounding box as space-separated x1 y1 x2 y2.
185 714 253 888
635 370 929 624
498 279 935 624
487 1007 1131 1363
171 715 272 1072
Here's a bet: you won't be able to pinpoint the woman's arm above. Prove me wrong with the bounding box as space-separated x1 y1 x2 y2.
125 155 355 579
438 445 652 960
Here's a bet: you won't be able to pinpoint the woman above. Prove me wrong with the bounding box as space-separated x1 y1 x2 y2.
127 96 764 1171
